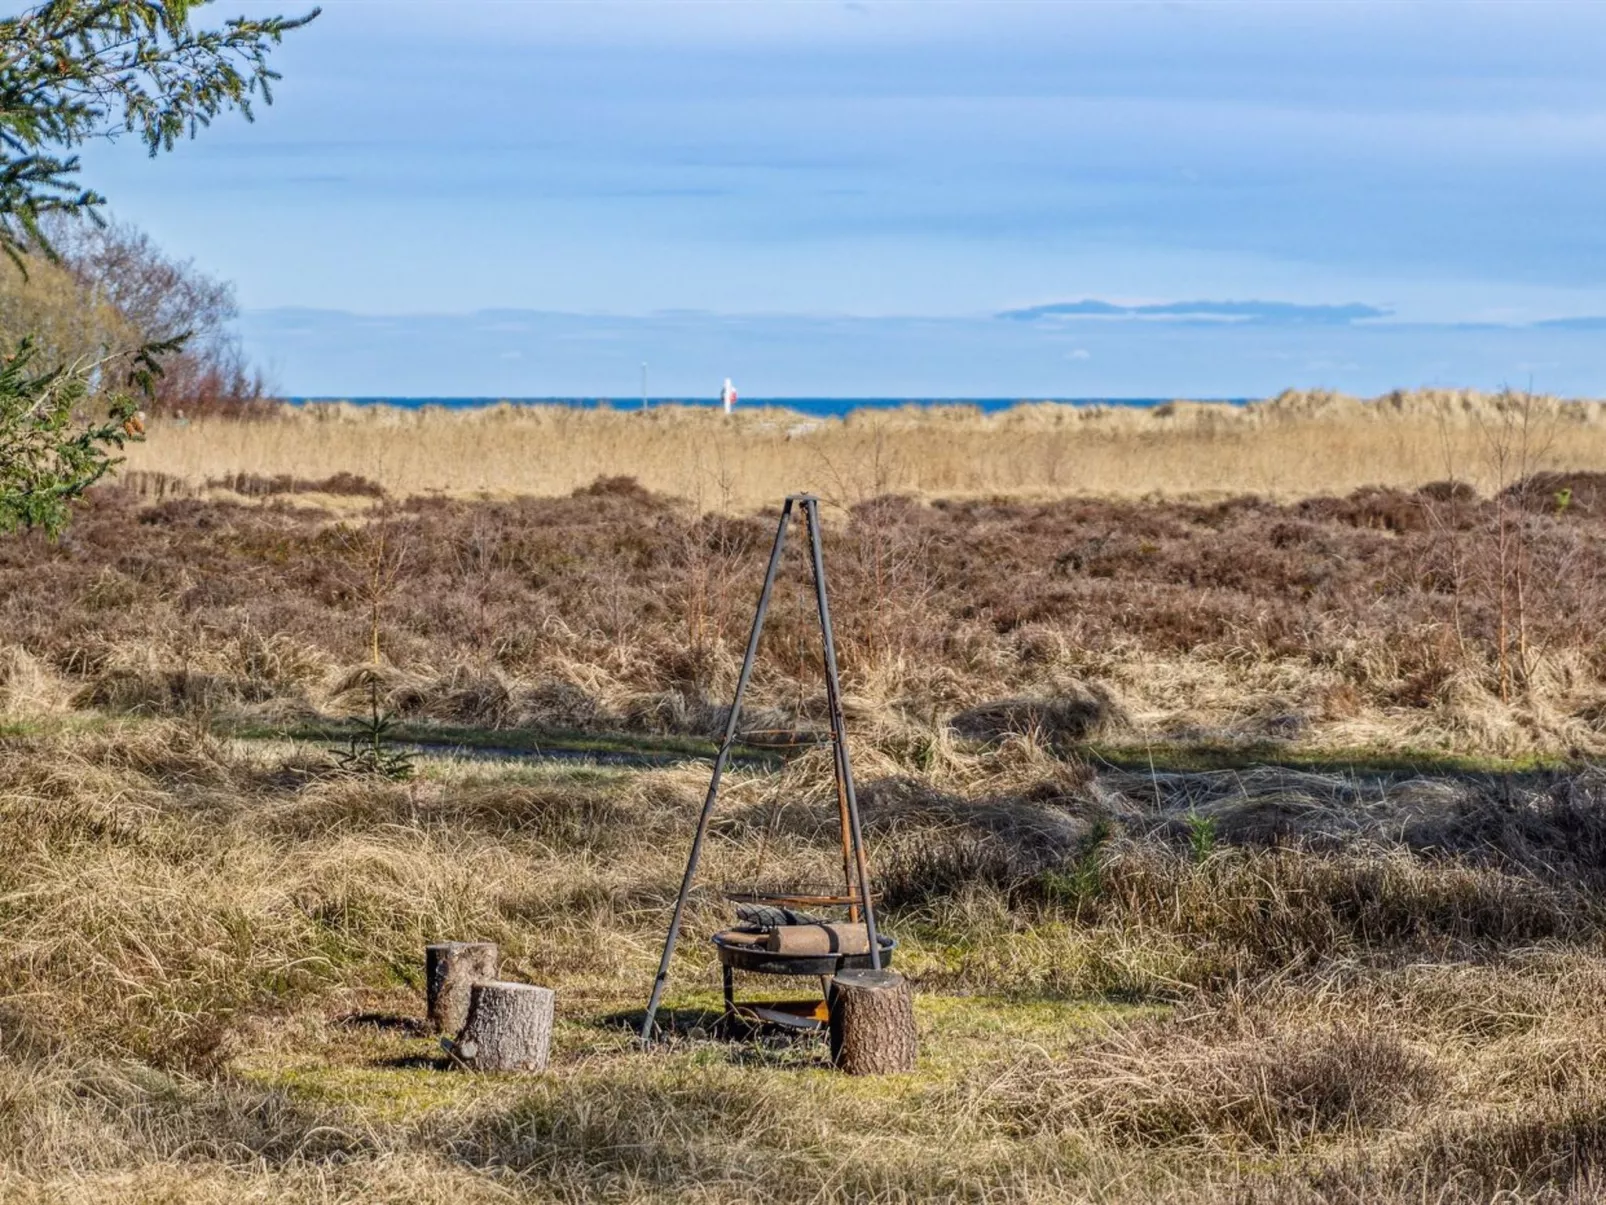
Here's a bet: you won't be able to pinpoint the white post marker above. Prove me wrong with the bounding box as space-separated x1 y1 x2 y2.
721 377 737 414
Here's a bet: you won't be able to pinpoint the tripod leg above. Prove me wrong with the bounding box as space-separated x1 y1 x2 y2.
804 498 883 971
832 709 858 921
801 501 855 914
640 499 794 1045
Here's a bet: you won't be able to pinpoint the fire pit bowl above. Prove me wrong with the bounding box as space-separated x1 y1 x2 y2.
711 927 896 978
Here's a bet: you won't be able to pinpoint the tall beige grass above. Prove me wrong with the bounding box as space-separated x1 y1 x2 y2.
123 388 1606 510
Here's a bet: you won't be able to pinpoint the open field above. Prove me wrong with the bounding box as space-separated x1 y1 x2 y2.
9 722 1606 1201
123 389 1606 508
9 429 1606 1200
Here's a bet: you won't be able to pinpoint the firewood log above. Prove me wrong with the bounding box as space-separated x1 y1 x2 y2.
764 923 871 955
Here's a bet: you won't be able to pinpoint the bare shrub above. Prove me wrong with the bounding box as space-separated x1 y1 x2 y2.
208 471 386 499
46 216 272 417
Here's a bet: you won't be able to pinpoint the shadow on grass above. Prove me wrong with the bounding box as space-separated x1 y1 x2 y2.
373 1053 449 1071
722 1037 829 1070
227 716 783 770
594 1005 726 1037
595 1005 835 1063
334 1011 430 1037
1078 740 1575 776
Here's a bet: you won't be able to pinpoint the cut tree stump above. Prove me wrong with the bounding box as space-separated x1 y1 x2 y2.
425 941 499 1035
828 968 918 1075
453 981 555 1072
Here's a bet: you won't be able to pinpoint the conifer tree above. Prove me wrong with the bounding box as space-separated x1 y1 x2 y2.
0 337 165 535
0 0 316 534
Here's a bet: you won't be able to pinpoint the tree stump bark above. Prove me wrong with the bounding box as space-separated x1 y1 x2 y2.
425 941 499 1035
828 969 918 1075
453 981 555 1072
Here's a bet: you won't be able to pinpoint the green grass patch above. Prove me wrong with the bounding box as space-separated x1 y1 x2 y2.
1077 740 1575 776
243 991 1146 1123
224 717 782 768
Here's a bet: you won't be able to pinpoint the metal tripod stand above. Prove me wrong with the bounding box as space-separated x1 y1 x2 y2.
639 494 881 1045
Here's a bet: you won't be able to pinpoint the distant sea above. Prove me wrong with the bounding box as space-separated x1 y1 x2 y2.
288 397 1252 417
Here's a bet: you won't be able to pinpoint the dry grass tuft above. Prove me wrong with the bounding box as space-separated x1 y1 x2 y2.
983 1014 1440 1148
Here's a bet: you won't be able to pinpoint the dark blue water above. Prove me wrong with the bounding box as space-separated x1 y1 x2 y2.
288 396 1251 416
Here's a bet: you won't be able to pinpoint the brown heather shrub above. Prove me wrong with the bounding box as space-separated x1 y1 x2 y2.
861 765 1606 958
2 474 1606 755
1112 847 1577 971
949 683 1127 747
1393 1102 1606 1199
1502 470 1606 516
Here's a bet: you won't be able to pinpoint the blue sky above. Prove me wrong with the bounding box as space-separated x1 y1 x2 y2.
64 1 1606 398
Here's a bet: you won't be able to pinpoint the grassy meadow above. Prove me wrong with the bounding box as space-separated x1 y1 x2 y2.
10 395 1606 1200
10 724 1606 1202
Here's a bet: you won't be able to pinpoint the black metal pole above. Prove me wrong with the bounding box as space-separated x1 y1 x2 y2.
829 717 859 920
803 497 882 970
639 499 794 1045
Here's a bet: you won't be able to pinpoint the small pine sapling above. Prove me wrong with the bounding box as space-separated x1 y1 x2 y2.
330 680 416 781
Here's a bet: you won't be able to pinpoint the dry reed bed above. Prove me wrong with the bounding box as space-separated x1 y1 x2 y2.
122 388 1606 507
7 723 1606 1200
